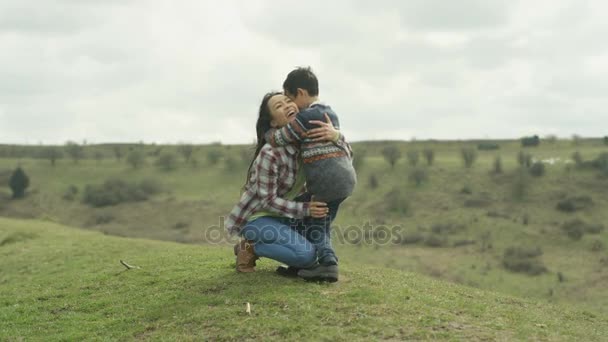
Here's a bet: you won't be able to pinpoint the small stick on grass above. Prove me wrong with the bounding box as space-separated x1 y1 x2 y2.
120 260 140 270
246 302 251 315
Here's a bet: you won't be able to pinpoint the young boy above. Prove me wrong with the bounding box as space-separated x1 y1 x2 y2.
265 67 357 282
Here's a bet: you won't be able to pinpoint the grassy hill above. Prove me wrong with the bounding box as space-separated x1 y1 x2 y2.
1 217 607 341
1 139 608 316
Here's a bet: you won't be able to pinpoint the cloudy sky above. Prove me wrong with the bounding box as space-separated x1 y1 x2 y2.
1 0 607 144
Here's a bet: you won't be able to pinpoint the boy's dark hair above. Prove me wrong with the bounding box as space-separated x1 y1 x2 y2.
283 66 319 97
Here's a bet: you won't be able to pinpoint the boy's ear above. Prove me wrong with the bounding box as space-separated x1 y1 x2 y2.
296 88 308 98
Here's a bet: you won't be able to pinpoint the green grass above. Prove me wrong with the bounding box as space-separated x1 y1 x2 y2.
1 217 607 341
1 139 608 316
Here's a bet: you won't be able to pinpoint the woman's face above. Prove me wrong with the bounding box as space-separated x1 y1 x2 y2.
268 94 299 128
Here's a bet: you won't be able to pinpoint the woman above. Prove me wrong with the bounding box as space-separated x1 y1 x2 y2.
225 92 338 273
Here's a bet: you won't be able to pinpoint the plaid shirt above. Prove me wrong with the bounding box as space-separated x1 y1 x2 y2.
225 144 310 235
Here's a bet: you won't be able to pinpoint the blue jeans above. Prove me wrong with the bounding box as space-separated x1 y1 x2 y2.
241 217 316 268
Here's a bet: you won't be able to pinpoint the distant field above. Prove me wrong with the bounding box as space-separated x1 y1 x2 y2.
1 138 607 314
1 217 606 341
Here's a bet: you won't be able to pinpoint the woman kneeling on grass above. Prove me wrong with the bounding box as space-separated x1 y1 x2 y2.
224 92 338 278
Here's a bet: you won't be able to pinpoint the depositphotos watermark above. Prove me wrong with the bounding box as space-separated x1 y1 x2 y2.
204 216 406 247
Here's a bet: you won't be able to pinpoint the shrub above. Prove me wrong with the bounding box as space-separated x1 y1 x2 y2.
502 246 547 275
461 148 477 168
93 212 114 225
382 145 402 169
368 174 379 189
93 151 105 164
431 222 465 235
585 223 605 234
529 162 545 177
178 144 195 163
521 135 540 147
156 152 178 172
460 184 473 194
40 147 63 166
424 234 446 247
556 196 593 212
477 142 500 150
572 151 583 166
492 156 503 174
126 149 145 169
62 185 79 201
517 151 533 167
112 146 124 161
207 149 223 165
406 150 419 167
591 240 604 252
408 167 428 186
512 168 530 200
453 239 476 247
423 148 435 166
384 189 409 214
9 167 30 199
82 178 161 207
139 179 163 195
64 141 85 163
561 219 585 240
399 233 424 245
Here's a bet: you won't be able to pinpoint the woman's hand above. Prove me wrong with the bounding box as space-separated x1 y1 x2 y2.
309 201 329 218
307 113 340 142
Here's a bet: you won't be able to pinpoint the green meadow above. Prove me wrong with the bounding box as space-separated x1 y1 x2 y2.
1 138 608 338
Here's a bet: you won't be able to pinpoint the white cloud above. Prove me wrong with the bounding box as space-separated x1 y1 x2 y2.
1 0 607 144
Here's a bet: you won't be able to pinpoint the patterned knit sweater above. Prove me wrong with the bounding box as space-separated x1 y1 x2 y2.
264 102 357 202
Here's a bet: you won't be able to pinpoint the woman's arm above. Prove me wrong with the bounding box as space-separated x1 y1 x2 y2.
255 148 310 218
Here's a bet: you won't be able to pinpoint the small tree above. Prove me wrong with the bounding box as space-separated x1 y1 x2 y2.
529 162 546 177
406 150 419 167
461 148 477 168
408 167 428 186
112 146 124 161
492 156 503 174
41 147 63 166
9 167 30 199
369 174 379 189
521 135 540 147
207 149 223 166
127 149 145 169
94 151 105 164
178 144 195 163
65 141 85 164
156 152 178 172
423 148 435 166
382 145 401 169
572 151 583 166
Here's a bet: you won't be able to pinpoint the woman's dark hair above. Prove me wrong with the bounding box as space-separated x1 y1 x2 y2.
244 91 281 188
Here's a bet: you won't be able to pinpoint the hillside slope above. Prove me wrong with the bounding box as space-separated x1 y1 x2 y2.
0 217 606 341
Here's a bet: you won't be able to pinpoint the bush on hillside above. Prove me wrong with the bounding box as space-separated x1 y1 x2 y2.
368 174 379 189
406 150 419 167
382 145 402 169
502 246 547 275
352 150 366 171
207 149 223 166
9 167 30 199
156 152 178 172
64 141 85 163
178 144 195 163
492 156 503 174
82 178 161 207
561 219 585 240
126 149 145 169
424 234 447 247
529 162 546 177
422 148 435 166
521 135 540 147
384 189 409 214
62 185 79 201
556 196 593 212
40 147 64 166
408 167 428 186
477 142 500 150
461 147 477 168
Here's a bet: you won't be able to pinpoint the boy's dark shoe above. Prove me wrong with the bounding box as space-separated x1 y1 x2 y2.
298 264 339 283
275 265 300 278
319 254 338 266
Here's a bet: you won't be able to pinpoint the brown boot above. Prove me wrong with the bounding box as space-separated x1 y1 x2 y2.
234 240 258 273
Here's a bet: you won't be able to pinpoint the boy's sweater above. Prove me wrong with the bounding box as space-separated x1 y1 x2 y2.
265 102 357 202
